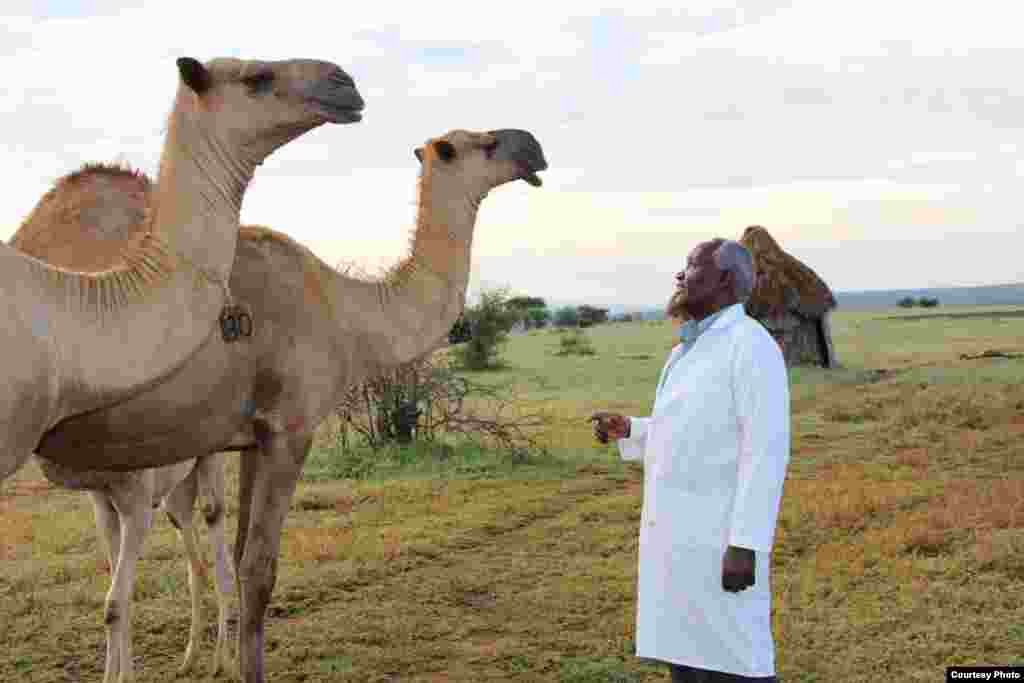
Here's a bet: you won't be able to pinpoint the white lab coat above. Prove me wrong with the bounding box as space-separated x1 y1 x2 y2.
617 303 790 677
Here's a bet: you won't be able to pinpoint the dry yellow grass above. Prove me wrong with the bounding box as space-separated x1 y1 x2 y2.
1 305 1023 681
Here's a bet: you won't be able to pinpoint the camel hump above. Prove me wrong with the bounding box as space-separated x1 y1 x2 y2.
239 224 301 248
11 162 153 272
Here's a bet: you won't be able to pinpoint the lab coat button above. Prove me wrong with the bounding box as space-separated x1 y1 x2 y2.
648 520 656 528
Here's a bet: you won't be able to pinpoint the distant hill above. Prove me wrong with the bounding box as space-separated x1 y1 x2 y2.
834 283 1024 310
546 282 1024 318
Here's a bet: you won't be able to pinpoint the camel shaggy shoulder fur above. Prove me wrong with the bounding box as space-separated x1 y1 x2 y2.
16 128 547 683
0 56 364 491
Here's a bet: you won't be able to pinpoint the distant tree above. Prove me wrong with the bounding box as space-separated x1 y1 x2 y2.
506 296 546 310
505 296 547 330
554 305 580 328
897 296 916 308
454 288 519 370
577 304 609 328
526 306 551 329
611 312 636 323
918 297 940 308
448 313 472 344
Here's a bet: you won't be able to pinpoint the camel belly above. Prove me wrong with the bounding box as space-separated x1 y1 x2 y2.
36 410 245 471
35 338 257 470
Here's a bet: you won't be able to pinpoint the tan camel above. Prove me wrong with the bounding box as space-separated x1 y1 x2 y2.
15 128 547 683
0 56 364 485
33 453 233 681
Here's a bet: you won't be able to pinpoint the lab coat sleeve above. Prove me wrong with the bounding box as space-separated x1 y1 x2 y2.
727 329 790 553
616 416 650 463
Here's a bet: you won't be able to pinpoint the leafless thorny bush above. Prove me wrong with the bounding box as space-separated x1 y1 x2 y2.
334 352 552 458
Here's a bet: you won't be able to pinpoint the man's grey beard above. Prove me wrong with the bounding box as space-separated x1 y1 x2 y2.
665 286 691 321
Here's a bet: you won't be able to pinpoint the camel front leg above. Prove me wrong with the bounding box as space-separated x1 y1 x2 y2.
233 446 256 677
197 453 237 677
236 432 309 683
105 480 155 683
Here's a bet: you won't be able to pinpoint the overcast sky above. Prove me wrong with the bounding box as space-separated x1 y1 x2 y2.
1 1 1021 307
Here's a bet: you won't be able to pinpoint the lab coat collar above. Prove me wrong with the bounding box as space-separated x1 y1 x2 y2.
704 302 745 332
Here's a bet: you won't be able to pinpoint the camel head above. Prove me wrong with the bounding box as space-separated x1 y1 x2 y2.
413 129 547 197
175 56 365 164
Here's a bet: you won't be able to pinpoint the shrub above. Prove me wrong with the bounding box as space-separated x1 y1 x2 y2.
334 351 550 457
525 306 551 329
448 314 472 344
897 296 916 308
554 328 596 356
453 288 518 370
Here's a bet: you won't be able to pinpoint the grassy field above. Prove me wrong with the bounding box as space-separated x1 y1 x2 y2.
2 305 1023 682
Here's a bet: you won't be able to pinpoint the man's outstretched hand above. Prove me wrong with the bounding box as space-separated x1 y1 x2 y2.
590 412 630 444
722 545 756 592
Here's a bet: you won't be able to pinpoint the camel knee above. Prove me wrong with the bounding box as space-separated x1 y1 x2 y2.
203 500 224 527
104 599 124 627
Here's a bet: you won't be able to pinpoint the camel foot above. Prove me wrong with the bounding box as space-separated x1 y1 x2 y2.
179 645 197 675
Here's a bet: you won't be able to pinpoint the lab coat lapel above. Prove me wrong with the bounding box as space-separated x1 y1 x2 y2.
654 344 685 410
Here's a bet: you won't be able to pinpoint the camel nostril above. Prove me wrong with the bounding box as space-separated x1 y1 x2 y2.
330 69 355 88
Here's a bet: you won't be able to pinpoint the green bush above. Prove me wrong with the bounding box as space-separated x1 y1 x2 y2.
554 328 596 356
454 288 519 370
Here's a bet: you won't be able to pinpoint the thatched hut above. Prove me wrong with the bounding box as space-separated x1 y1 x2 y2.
739 226 838 368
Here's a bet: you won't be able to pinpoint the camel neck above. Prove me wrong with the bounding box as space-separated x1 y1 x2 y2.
150 107 254 283
324 176 481 372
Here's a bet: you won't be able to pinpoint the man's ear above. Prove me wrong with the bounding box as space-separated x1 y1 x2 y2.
719 268 737 297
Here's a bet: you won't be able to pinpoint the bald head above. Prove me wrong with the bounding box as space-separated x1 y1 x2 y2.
667 237 756 320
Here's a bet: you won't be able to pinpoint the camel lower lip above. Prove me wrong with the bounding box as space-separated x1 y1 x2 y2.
313 103 364 124
327 110 362 124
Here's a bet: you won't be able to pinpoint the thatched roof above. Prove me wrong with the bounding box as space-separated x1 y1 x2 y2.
740 225 836 319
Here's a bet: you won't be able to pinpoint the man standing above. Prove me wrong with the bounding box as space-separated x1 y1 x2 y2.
592 239 790 682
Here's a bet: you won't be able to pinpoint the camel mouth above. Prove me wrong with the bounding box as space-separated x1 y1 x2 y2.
314 103 364 124
520 159 547 187
305 72 365 125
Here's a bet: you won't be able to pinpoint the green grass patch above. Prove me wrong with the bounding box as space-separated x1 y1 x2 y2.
2 304 1024 681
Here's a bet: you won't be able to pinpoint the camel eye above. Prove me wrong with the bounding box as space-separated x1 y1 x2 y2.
483 140 499 158
433 140 457 162
243 71 274 94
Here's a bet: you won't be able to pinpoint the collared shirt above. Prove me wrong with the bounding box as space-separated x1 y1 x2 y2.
657 306 731 395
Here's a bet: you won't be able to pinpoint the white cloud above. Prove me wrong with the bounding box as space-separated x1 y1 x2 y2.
0 0 1020 305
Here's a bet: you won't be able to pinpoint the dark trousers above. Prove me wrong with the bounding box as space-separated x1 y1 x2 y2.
668 662 778 682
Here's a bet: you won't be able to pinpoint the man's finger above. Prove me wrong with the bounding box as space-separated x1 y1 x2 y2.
722 572 750 592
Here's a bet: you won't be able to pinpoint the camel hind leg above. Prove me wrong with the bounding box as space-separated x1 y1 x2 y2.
89 493 123 683
100 474 156 683
196 452 236 677
162 464 207 676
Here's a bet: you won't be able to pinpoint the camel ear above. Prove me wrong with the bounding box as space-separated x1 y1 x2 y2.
433 140 456 162
414 147 424 163
177 57 212 95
